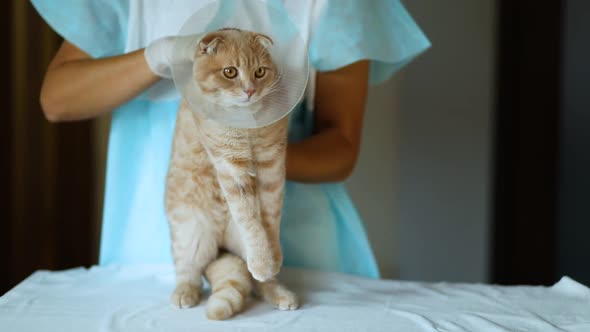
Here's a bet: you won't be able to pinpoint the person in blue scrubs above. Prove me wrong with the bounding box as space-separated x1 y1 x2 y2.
32 0 429 279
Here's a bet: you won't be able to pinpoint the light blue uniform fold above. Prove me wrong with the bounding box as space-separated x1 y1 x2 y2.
311 0 431 84
31 0 430 279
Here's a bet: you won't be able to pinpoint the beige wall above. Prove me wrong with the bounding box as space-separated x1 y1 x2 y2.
347 0 496 282
347 78 401 278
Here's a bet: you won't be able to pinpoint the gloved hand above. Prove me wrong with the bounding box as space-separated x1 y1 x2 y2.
144 35 201 79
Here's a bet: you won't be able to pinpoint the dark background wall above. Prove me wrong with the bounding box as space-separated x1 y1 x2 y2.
492 0 590 286
557 0 590 285
1 1 97 295
491 0 563 286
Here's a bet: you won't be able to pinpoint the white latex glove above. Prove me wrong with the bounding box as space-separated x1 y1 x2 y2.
144 35 201 79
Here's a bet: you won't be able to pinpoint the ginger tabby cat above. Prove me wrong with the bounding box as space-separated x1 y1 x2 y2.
165 28 298 320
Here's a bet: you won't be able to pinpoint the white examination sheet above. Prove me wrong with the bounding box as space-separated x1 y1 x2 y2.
1 265 589 331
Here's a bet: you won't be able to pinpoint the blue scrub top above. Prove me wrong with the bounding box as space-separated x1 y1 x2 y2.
31 0 430 279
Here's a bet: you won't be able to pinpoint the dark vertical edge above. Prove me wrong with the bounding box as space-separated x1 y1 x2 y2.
491 1 564 285
24 1 49 275
490 0 512 286
0 0 13 295
55 121 96 269
556 1 590 284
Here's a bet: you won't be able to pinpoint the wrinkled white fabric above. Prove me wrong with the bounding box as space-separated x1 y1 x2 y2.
1 265 589 332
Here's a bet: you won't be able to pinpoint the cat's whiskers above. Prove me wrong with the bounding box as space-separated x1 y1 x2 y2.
263 80 283 97
258 76 282 96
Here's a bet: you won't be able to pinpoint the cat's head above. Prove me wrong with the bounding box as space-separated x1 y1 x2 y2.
193 28 279 107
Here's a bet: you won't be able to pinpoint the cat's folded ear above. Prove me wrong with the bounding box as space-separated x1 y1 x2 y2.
199 33 224 56
254 34 274 49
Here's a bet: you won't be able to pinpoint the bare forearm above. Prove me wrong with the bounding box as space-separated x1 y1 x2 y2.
40 49 159 121
286 128 358 183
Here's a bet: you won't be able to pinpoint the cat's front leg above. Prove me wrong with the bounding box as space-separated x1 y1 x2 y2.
251 118 288 269
215 162 278 282
254 151 286 268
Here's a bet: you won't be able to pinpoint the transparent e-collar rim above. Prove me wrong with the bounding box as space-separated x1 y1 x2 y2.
171 0 310 129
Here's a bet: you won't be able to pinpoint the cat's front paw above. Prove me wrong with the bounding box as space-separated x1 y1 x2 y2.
272 288 299 311
171 282 201 309
258 281 299 310
247 254 280 282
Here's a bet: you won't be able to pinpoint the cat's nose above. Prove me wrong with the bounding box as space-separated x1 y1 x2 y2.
244 88 256 97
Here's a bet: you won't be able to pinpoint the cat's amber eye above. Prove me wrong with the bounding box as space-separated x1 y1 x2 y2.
254 67 266 79
223 67 238 79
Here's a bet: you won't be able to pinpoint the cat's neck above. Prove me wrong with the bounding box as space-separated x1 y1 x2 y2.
194 94 265 128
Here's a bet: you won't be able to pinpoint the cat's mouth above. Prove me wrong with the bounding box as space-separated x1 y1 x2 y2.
234 95 263 106
200 91 268 109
